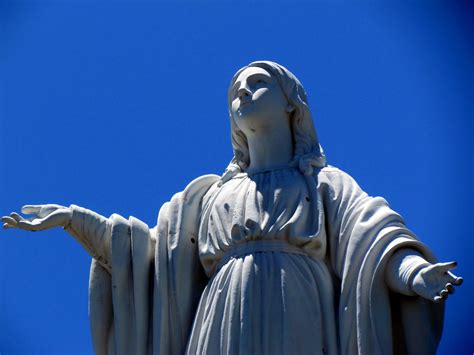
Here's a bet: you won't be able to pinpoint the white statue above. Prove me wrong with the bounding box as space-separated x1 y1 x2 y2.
2 61 462 355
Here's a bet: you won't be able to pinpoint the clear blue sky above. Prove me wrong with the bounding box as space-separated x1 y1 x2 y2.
1 1 473 354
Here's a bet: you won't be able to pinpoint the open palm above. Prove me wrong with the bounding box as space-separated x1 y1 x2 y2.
411 261 463 303
1 204 71 231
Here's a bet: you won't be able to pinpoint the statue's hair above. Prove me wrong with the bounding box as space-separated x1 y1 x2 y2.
221 61 326 183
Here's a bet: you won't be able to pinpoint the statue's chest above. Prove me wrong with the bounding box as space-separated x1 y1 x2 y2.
201 168 314 239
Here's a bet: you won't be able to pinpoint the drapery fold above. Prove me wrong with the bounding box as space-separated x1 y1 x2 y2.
319 167 444 355
82 167 443 355
88 175 220 355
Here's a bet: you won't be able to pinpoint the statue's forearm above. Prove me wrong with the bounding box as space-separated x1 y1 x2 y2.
386 248 430 296
64 205 112 272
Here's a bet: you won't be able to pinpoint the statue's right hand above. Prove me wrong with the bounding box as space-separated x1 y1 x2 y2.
1 204 72 232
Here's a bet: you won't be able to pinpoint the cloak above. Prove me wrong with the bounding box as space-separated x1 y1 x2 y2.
73 168 443 355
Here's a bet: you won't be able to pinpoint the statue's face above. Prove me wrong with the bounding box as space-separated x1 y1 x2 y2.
229 66 290 133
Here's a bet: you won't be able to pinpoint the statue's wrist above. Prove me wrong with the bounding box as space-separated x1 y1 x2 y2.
63 205 80 230
62 207 73 228
408 263 430 293
387 248 431 295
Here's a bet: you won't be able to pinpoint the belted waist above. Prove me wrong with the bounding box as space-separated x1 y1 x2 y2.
216 240 311 272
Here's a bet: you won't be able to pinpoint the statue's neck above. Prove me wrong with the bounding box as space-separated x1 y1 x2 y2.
245 122 294 174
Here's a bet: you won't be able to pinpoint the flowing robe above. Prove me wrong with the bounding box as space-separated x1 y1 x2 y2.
66 166 444 355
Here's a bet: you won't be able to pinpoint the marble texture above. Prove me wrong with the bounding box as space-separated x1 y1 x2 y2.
2 61 462 355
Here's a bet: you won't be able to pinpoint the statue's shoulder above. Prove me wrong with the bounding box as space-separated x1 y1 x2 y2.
316 165 348 181
181 174 220 206
315 165 360 194
159 174 220 234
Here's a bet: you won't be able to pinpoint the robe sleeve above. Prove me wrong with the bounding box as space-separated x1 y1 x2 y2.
318 166 444 355
385 248 431 296
64 205 112 273
85 174 219 355
61 204 149 354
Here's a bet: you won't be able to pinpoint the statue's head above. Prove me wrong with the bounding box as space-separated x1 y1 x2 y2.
223 61 326 180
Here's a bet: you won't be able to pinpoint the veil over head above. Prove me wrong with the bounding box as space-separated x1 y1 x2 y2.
222 60 326 183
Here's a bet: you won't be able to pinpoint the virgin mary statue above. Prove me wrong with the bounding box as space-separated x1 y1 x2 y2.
3 61 462 355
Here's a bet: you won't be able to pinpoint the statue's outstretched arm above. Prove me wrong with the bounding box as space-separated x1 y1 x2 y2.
320 167 463 304
2 204 111 270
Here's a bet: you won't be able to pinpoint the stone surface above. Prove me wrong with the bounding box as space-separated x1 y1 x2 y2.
2 61 462 355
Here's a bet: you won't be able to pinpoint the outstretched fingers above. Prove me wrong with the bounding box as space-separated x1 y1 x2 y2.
2 214 45 231
2 216 18 229
16 219 43 231
445 283 455 294
10 212 23 222
435 261 463 287
413 261 463 303
435 261 457 272
2 212 35 228
433 288 450 303
433 264 462 302
447 271 464 286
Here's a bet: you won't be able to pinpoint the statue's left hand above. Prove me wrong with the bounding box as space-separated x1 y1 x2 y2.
411 262 463 303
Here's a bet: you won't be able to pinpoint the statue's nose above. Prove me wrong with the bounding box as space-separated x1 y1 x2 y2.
238 84 251 99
